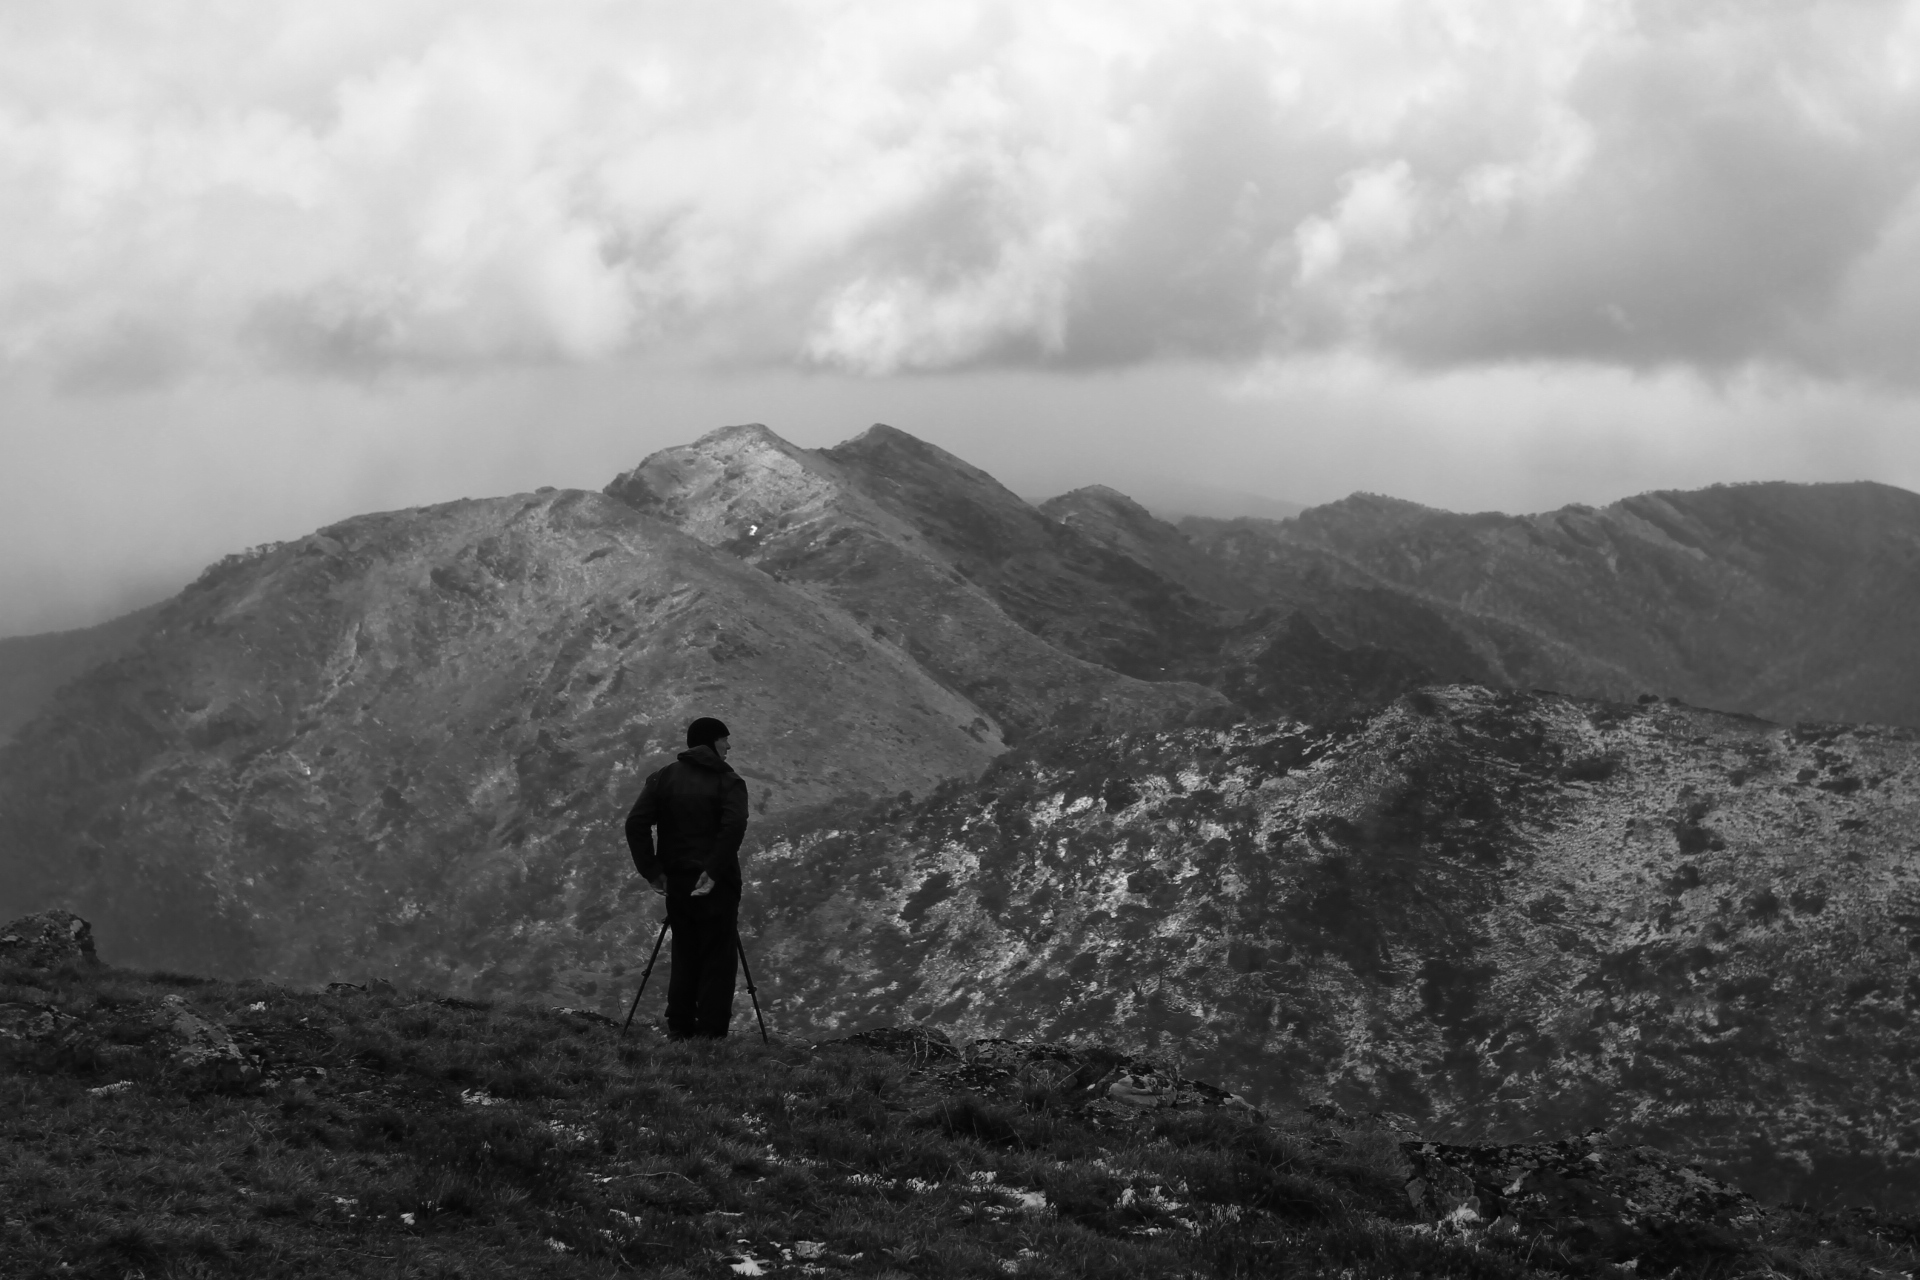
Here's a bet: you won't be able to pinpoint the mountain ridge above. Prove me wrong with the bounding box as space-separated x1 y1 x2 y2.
1172 479 1920 727
0 602 163 746
0 424 1916 1220
608 423 1227 739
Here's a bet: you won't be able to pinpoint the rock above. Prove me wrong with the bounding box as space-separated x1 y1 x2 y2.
1097 1068 1262 1116
0 1002 78 1041
836 1025 961 1063
159 994 253 1077
1404 1131 1764 1275
1404 1130 1758 1226
0 910 99 970
832 1028 1264 1120
1107 1072 1168 1109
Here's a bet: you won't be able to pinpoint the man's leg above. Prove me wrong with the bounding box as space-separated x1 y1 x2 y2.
663 895 701 1039
690 896 739 1038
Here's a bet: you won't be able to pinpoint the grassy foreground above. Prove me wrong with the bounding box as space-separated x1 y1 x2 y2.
1 961 1914 1279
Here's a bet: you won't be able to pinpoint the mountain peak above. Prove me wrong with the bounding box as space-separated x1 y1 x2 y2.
1310 491 1450 520
1038 486 1260 611
601 422 1223 739
837 421 928 451
604 421 856 549
689 421 792 450
1053 483 1150 513
824 423 1013 499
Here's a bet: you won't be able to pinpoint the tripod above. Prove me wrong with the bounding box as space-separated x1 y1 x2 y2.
620 918 769 1045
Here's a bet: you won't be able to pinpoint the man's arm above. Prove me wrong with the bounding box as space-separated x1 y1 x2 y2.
624 771 665 888
707 772 750 893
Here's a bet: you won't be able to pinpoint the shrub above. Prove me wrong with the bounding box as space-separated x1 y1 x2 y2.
913 1095 1022 1146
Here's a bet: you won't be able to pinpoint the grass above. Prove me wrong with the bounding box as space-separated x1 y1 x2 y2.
2 962 1914 1279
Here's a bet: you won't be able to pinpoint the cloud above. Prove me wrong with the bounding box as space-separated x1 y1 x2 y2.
3 0 1920 382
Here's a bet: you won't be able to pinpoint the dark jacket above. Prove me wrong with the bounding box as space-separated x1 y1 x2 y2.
624 746 750 896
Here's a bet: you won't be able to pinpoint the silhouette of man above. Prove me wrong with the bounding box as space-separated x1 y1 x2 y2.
624 717 749 1039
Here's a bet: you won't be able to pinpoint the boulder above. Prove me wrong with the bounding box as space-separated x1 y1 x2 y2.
0 910 99 970
1106 1072 1169 1108
159 993 254 1078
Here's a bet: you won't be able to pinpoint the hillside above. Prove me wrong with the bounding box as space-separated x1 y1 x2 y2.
1040 484 1500 721
741 687 1920 1210
0 488 1002 987
607 424 1225 739
5 420 1920 1102
0 603 162 745
3 926 1914 1280
612 423 1492 729
1038 486 1261 613
818 426 1224 686
1180 482 1920 727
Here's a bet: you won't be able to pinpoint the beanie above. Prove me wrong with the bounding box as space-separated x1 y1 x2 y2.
686 717 731 748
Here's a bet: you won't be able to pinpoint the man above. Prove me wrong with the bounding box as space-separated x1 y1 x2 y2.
624 717 750 1039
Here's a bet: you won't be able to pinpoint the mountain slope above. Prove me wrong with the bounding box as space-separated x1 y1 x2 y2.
606 424 1225 739
1184 482 1920 727
615 422 1472 729
16 950 1907 1280
1039 484 1506 720
0 488 1002 987
821 426 1230 682
1038 485 1261 612
0 603 162 745
743 688 1920 1209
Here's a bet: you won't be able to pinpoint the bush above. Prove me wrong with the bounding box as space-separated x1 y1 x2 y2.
912 1094 1022 1145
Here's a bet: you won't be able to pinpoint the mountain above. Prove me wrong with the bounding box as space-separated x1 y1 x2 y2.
744 686 1920 1209
1082 475 1308 524
1038 485 1261 611
607 424 1227 737
0 422 1247 994
0 603 162 745
0 487 1003 986
5 415 1920 1189
1179 481 1920 728
819 426 1227 683
1038 483 1512 721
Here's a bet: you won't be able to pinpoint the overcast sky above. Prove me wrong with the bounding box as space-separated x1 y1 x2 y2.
6 0 1920 636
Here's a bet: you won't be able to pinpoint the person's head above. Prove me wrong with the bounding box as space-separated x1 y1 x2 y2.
686 716 731 758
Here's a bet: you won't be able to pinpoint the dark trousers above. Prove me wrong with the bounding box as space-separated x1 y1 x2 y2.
665 891 739 1038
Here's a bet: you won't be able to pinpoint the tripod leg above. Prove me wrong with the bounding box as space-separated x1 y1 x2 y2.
621 918 671 1038
736 937 770 1046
